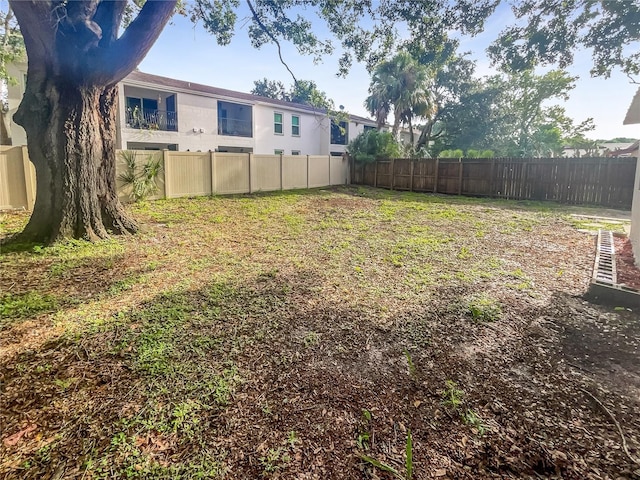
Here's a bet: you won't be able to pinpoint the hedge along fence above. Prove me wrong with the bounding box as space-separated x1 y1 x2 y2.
0 146 349 211
351 156 638 209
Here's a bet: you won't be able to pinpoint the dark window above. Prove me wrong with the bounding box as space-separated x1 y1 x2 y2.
364 125 376 132
331 120 348 145
218 101 253 137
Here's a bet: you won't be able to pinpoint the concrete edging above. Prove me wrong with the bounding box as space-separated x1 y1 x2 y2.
584 229 640 307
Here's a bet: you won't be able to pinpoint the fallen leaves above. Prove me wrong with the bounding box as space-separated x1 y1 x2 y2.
3 424 37 447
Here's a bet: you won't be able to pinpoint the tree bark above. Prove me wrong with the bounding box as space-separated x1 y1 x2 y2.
7 0 177 244
13 75 137 243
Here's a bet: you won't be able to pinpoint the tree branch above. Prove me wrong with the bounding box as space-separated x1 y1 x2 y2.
90 0 177 85
94 0 127 47
626 73 639 85
245 0 297 84
9 0 55 64
579 388 640 467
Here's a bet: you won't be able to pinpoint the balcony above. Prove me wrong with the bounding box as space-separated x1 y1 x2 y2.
126 108 178 131
217 118 252 137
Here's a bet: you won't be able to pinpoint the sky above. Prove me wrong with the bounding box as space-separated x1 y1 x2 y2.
138 3 640 142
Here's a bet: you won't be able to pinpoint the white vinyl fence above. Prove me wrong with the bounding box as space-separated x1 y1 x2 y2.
0 146 349 211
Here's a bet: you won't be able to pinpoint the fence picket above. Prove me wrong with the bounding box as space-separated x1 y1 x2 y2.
354 156 636 209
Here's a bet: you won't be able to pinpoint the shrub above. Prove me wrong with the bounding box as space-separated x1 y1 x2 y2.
347 130 400 163
439 149 464 158
118 150 163 202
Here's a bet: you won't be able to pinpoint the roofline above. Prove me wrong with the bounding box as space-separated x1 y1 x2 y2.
123 70 377 125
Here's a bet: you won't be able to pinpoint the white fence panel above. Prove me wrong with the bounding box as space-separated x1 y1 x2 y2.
282 155 308 189
308 155 330 188
330 155 348 185
214 153 250 194
165 151 211 198
252 154 281 192
2 149 350 212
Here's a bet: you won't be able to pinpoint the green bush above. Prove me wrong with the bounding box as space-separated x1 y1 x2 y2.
118 151 163 202
439 149 464 158
347 130 400 163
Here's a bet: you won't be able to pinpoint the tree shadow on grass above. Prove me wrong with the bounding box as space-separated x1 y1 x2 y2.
1 272 638 479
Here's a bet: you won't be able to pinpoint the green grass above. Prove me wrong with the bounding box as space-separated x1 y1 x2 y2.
0 186 605 478
0 291 58 325
466 294 502 322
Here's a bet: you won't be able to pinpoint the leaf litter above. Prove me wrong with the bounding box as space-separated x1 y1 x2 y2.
0 186 639 479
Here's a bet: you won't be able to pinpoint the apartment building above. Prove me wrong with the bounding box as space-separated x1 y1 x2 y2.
6 65 377 155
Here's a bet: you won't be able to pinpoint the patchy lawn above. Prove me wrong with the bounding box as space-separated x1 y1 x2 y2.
1 186 639 479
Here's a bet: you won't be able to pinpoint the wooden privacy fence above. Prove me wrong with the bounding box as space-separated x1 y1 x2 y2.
351 157 638 209
0 146 349 211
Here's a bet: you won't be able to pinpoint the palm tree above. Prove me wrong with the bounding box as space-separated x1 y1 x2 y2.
365 52 433 139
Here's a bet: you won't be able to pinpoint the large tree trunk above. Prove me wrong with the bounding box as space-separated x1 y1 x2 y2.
13 76 136 243
7 0 177 244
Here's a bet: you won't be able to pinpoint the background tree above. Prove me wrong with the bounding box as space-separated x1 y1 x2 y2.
250 78 287 101
365 51 431 138
488 0 640 80
251 78 334 110
0 4 24 144
432 70 594 157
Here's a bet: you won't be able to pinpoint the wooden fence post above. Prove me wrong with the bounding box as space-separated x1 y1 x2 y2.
410 158 415 192
328 155 331 186
519 160 527 200
21 145 35 210
489 158 496 198
390 158 395 190
458 158 463 195
306 155 310 189
562 159 571 203
604 158 612 206
374 160 378 188
433 158 439 193
163 149 171 199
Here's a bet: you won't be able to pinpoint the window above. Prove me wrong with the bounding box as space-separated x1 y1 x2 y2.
331 120 348 145
218 101 252 137
275 149 284 155
291 150 301 155
292 115 300 136
274 112 283 134
364 125 376 132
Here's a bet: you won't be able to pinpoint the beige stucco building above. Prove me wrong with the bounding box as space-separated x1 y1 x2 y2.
6 64 377 156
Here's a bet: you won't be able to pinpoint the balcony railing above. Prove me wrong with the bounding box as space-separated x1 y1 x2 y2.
126 108 178 131
218 118 252 137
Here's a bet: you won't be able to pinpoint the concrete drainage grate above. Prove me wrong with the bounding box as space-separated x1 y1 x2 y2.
594 230 616 285
586 230 640 308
